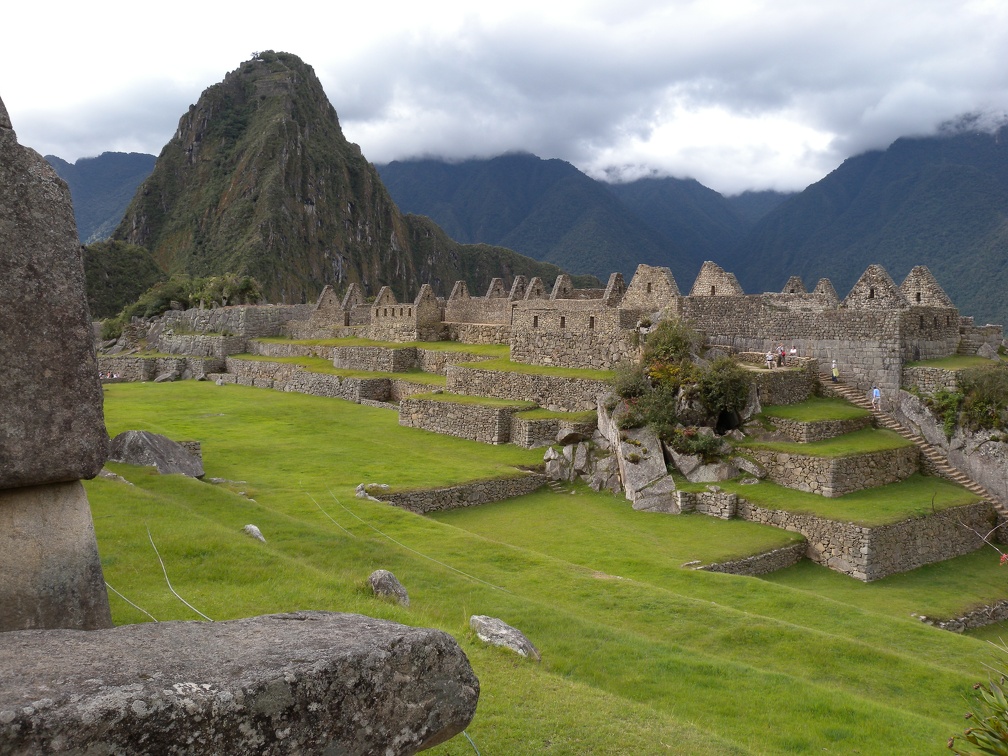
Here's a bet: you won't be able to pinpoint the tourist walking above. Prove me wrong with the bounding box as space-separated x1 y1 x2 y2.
777 344 785 367
871 386 881 410
831 360 839 382
766 350 774 369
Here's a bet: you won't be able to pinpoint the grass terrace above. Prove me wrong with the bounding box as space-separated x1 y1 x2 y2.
760 397 870 422
230 354 447 386
456 357 615 382
739 427 914 457
513 408 599 422
84 381 1008 754
409 392 537 410
681 473 981 525
905 355 997 369
255 336 511 358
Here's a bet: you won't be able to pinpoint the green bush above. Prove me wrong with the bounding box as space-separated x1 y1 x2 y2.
697 356 751 416
958 365 1008 432
639 381 681 441
668 427 722 460
641 318 704 364
949 661 1008 755
613 364 649 399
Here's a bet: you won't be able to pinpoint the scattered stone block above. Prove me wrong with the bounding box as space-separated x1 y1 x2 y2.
368 569 410 606
243 524 266 542
108 430 205 478
469 615 541 661
0 611 478 754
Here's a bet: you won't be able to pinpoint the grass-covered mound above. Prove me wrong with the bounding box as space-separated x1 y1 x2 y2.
760 397 870 422
87 382 1008 754
739 427 914 457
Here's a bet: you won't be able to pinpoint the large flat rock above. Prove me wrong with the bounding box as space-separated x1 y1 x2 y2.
0 94 108 489
0 611 479 755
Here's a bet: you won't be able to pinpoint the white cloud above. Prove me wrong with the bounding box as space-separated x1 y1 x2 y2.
3 0 1007 193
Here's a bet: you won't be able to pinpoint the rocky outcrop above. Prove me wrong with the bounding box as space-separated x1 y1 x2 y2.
108 430 205 478
0 611 479 755
0 93 111 631
469 615 541 661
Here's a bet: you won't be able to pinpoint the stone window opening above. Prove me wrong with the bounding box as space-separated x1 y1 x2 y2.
533 315 538 329
589 316 595 330
946 316 950 326
408 307 412 317
934 316 938 327
915 292 921 303
375 308 379 317
560 316 566 329
920 315 924 328
710 285 716 296
869 287 875 299
383 307 388 316
646 282 652 294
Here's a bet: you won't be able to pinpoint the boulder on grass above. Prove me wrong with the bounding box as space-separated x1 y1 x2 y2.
469 615 541 661
108 430 204 478
369 569 410 607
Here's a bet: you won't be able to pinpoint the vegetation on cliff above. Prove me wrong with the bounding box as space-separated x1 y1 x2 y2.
84 240 167 318
111 51 586 304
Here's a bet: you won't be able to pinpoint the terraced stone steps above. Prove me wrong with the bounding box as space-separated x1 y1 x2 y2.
819 373 1007 519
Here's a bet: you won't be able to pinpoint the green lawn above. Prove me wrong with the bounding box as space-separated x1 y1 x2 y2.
256 336 510 358
407 392 537 409
701 474 980 525
85 382 1007 754
230 353 447 385
514 408 599 422
740 427 914 457
456 357 614 381
906 355 995 370
760 397 870 422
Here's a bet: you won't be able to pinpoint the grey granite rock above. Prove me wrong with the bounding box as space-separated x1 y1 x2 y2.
0 611 478 755
108 430 205 478
469 615 541 661
0 93 108 489
369 569 410 607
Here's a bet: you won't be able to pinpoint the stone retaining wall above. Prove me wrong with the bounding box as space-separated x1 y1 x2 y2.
769 415 872 443
699 542 808 577
98 356 225 381
444 322 512 345
748 445 919 497
674 490 737 519
331 346 496 375
399 398 527 444
902 366 958 394
382 473 547 514
734 498 992 581
249 340 336 360
162 304 312 338
509 416 598 448
749 362 819 406
447 365 609 412
157 333 247 358
924 599 1008 633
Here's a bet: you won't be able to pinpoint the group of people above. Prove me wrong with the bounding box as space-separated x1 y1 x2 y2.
764 344 798 369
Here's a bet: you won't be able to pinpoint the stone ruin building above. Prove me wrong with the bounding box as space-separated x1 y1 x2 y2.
164 259 1003 397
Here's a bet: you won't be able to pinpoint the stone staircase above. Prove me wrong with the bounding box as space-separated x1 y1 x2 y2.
818 373 1008 520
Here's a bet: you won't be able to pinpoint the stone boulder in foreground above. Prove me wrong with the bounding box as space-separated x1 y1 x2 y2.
0 611 479 755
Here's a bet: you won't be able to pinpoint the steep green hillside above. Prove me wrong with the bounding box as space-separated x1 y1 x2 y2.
378 154 697 282
113 52 576 303
45 152 155 243
83 240 166 318
733 125 1008 323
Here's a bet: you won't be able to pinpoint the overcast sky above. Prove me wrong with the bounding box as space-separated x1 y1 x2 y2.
3 0 1007 195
